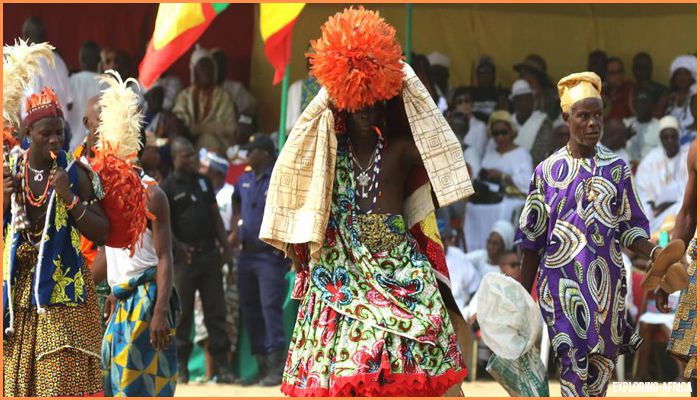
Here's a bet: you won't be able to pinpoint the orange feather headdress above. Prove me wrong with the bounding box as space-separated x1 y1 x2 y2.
308 7 404 112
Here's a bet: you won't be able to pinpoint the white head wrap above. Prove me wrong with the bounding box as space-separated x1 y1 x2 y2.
489 220 515 251
427 51 450 68
670 55 697 81
189 44 217 86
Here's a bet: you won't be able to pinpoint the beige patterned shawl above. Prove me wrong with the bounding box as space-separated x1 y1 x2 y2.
260 63 473 260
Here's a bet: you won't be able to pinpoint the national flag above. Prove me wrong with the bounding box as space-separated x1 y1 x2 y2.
139 3 229 89
260 3 305 85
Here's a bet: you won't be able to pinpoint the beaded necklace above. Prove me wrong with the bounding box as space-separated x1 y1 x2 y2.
348 134 384 214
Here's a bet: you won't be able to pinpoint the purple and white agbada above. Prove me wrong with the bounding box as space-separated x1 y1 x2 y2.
516 145 649 396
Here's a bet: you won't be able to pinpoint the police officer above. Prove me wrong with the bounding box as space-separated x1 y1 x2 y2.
230 134 290 386
160 137 235 384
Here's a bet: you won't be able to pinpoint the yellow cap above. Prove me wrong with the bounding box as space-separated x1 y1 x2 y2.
557 72 602 113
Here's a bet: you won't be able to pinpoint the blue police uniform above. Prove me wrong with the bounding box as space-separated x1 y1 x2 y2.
233 165 290 356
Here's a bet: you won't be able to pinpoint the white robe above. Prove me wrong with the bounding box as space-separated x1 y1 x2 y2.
22 52 73 120
634 146 688 231
67 70 101 151
624 117 660 164
511 110 547 152
466 146 532 251
445 246 480 317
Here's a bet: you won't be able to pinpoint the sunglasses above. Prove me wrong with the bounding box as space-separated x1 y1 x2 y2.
491 129 511 137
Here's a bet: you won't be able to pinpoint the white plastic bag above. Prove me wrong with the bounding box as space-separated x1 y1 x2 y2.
476 272 541 360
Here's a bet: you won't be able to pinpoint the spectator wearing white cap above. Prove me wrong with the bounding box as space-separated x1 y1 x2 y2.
507 79 553 165
661 55 696 143
172 44 238 152
634 115 689 232
427 51 451 112
624 87 661 168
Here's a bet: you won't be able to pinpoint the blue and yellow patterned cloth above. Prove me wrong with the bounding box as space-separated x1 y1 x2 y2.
102 267 181 397
3 151 85 339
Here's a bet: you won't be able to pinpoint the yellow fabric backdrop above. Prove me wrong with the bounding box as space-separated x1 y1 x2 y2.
250 4 696 133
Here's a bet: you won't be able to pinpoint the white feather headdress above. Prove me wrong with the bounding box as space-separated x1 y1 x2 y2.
96 70 144 161
3 39 55 128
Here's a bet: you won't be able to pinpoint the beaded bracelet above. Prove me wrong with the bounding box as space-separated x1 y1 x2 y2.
81 197 99 206
66 195 79 211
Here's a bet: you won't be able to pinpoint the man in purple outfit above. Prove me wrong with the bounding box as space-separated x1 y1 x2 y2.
516 72 661 397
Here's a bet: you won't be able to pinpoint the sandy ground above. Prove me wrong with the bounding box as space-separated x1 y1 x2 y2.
175 380 691 397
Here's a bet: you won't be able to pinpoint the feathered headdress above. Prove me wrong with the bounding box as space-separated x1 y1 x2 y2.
96 70 144 161
3 39 55 129
308 7 404 112
90 70 151 255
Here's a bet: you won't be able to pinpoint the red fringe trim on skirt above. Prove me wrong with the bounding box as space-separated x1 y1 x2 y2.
280 366 466 397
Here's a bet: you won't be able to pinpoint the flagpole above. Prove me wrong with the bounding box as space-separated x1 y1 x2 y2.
405 4 414 64
278 64 291 149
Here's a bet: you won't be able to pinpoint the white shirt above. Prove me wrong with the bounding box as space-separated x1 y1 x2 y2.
221 80 257 116
464 249 501 278
511 110 548 152
22 52 73 119
67 71 101 151
286 79 304 133
634 146 688 220
462 116 489 157
480 146 533 194
105 175 158 287
445 246 481 315
624 117 660 164
217 183 234 231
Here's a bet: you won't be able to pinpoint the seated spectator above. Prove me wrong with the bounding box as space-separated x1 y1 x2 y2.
513 54 560 120
465 219 515 278
441 224 480 317
452 86 489 156
660 55 697 145
508 79 554 165
603 57 635 119
173 45 238 152
635 115 688 233
470 56 509 123
631 52 668 117
601 118 632 166
625 87 661 168
465 112 533 251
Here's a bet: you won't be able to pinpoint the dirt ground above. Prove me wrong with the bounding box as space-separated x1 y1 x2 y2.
175 380 691 397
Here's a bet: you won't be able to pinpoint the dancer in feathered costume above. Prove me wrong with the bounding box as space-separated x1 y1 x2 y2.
89 72 180 397
260 8 472 396
3 40 108 397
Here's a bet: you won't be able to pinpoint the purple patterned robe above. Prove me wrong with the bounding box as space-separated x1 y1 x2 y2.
516 146 649 396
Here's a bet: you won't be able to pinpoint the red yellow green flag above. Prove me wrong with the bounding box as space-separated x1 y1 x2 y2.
260 4 305 85
139 3 229 89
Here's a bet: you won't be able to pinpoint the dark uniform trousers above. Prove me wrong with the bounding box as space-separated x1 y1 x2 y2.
174 248 231 362
237 250 290 355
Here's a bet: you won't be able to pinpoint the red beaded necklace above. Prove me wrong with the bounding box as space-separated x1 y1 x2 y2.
22 150 55 208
